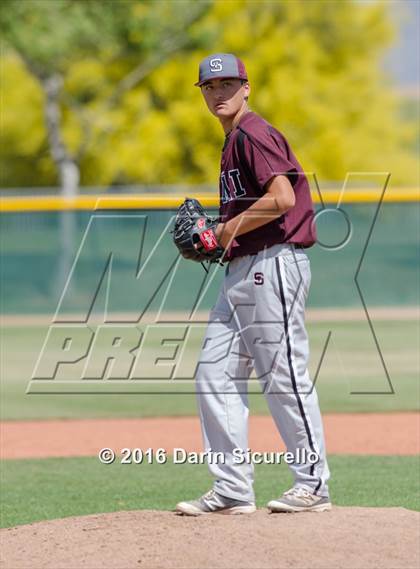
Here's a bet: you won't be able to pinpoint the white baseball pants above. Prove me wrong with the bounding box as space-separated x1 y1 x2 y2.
196 243 330 502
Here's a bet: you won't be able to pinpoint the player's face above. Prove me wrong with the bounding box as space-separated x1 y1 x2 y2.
201 78 250 118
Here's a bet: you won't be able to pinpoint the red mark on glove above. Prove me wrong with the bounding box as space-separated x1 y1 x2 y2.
200 229 218 251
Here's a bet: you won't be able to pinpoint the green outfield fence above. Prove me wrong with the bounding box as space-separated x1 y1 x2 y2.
0 188 419 315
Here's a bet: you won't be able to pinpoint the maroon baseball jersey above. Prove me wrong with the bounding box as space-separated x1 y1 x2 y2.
219 111 316 260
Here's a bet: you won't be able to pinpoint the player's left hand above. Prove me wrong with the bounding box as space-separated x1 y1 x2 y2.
172 198 224 264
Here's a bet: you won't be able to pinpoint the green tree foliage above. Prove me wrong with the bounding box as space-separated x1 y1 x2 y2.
1 0 417 189
0 0 212 190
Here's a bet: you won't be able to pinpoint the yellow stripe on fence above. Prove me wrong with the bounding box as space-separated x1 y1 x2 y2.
0 188 419 212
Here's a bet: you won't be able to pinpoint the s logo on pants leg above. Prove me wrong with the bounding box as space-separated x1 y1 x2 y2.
254 272 264 285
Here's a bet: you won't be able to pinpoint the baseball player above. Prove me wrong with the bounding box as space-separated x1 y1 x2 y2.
176 53 330 515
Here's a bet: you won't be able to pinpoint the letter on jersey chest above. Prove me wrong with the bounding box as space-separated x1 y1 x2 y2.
220 169 247 204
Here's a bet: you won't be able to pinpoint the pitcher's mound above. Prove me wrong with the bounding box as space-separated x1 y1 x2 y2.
1 507 418 569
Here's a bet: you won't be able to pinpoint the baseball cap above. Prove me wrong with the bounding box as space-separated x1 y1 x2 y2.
195 53 248 87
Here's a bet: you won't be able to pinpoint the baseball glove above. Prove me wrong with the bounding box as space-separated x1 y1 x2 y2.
172 198 224 264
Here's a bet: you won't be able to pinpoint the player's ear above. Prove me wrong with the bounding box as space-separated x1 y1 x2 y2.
242 81 250 101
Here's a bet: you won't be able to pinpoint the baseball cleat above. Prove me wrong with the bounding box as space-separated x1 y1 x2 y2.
267 487 332 513
176 489 256 516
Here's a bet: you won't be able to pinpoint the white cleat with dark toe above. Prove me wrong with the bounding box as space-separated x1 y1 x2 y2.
176 489 256 516
268 487 332 513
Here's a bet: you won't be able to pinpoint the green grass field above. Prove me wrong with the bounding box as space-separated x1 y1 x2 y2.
1 455 419 528
1 319 418 420
1 317 419 531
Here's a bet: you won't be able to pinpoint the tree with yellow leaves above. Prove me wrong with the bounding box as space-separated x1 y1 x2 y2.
1 0 417 190
1 0 212 194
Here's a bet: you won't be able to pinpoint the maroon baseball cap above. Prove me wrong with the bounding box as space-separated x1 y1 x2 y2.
195 53 248 87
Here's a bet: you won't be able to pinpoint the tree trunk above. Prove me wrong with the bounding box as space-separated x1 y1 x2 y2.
43 74 80 196
42 74 79 302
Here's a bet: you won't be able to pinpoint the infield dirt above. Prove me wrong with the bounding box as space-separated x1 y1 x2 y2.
1 507 419 569
2 413 419 568
2 413 419 459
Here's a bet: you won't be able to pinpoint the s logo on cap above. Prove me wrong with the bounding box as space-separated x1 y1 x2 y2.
210 58 223 72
